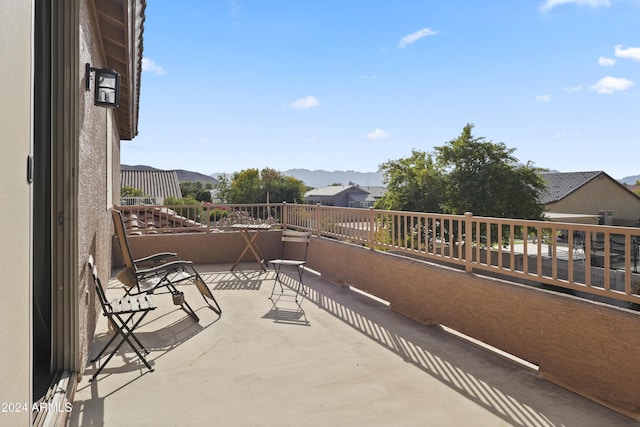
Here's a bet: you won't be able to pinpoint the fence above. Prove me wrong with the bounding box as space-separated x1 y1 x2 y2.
115 203 640 305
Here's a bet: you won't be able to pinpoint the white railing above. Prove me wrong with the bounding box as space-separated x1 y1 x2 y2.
115 203 640 305
119 196 165 206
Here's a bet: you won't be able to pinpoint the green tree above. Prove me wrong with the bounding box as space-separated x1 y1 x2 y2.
377 123 545 220
180 181 212 203
217 168 306 204
375 150 444 213
120 185 145 197
435 124 545 219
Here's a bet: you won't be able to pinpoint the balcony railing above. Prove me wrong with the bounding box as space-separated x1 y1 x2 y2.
115 203 640 306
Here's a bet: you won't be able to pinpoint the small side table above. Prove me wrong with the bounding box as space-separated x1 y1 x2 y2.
230 223 272 271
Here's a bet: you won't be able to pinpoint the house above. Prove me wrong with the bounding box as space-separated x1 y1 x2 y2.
121 167 183 204
304 185 383 208
1 1 145 424
541 171 640 226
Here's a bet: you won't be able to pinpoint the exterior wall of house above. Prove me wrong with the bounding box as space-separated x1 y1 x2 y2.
76 0 121 372
0 1 34 424
546 175 640 226
307 188 372 207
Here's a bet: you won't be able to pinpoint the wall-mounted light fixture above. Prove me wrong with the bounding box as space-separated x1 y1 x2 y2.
85 63 121 108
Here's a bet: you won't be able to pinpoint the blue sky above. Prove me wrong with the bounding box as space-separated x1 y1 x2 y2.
123 0 640 179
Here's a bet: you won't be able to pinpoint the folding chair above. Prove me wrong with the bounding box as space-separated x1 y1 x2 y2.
112 209 221 322
268 230 311 309
88 255 157 381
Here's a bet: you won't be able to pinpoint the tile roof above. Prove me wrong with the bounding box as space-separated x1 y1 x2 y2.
539 171 602 204
121 169 182 199
305 185 379 197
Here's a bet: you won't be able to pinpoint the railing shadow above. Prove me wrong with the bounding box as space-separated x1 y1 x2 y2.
282 273 626 427
203 270 264 291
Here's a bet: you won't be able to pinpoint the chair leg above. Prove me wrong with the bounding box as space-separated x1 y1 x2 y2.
192 271 222 316
91 312 154 381
269 264 287 308
179 299 200 322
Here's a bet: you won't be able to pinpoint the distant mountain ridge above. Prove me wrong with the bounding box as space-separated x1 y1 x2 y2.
212 169 384 187
620 175 640 185
281 169 384 187
124 164 638 188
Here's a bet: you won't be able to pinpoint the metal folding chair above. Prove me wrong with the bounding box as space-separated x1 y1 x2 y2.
88 256 157 381
268 230 311 310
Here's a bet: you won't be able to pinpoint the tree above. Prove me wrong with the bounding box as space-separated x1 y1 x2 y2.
180 181 213 203
216 168 306 204
377 123 546 220
121 185 145 197
435 124 545 219
375 150 445 213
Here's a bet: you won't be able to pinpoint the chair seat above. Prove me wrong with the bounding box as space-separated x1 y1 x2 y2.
138 270 193 292
107 295 157 315
270 259 306 267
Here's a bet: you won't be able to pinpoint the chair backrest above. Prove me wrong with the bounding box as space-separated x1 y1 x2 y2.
280 230 311 261
111 209 136 270
88 255 112 314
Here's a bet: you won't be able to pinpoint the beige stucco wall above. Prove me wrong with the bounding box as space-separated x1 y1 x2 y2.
547 174 640 225
76 0 121 372
112 231 283 268
305 237 640 418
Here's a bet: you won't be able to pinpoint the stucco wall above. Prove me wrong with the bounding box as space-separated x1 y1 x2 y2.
547 175 640 224
112 231 284 268
77 1 121 372
305 237 640 418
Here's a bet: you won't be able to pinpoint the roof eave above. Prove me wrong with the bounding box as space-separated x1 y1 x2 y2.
92 0 146 140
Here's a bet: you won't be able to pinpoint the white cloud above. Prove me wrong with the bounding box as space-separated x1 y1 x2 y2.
540 0 610 11
535 94 551 103
142 58 166 75
614 45 640 61
598 56 616 66
365 128 390 140
286 96 319 110
563 85 583 92
589 76 634 94
398 28 439 48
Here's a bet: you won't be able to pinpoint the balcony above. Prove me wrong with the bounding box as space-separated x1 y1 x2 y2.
69 262 636 426
69 204 640 424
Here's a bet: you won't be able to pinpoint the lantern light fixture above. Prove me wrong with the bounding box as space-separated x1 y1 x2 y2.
85 63 121 108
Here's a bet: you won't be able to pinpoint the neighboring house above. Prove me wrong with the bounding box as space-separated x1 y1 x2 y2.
121 167 183 204
1 1 144 424
305 185 384 208
360 186 387 205
541 171 640 226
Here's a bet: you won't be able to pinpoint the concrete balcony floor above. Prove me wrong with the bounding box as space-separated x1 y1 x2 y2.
69 263 635 426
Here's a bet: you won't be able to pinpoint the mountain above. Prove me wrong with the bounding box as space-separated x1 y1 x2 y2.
122 165 218 185
211 168 384 187
620 175 640 185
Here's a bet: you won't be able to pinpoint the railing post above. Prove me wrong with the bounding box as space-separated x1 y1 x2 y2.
315 203 322 237
464 212 473 273
368 206 375 249
282 201 287 230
